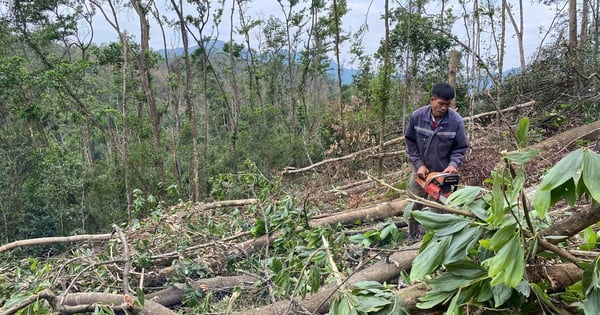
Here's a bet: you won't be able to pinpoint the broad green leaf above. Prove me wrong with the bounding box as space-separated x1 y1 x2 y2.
538 149 583 191
412 211 472 236
416 290 455 309
446 260 487 279
489 171 507 226
483 237 520 282
476 280 493 302
427 273 473 292
580 226 597 251
503 240 525 288
549 179 577 207
533 189 551 218
583 288 600 315
507 170 526 206
410 236 450 281
354 281 386 290
503 149 538 164
516 117 530 148
515 280 531 298
355 296 392 312
443 226 483 264
487 223 517 250
444 289 461 315
582 149 600 203
446 186 483 207
333 297 351 315
492 284 512 307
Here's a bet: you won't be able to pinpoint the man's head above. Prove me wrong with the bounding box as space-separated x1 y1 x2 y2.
430 83 455 119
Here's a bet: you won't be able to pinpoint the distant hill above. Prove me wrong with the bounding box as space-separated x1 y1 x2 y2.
156 40 358 85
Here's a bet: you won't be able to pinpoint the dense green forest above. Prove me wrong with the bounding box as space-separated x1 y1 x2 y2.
2 0 600 314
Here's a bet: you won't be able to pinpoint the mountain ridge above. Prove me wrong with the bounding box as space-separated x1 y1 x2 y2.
156 40 358 84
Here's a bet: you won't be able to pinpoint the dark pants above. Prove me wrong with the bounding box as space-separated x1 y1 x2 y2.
407 172 428 237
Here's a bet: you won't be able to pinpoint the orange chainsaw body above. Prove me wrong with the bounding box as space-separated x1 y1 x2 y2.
415 172 460 203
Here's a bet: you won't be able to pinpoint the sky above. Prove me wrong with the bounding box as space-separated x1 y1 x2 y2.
86 0 562 71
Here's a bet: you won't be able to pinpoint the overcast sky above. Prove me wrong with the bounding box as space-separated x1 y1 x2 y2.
88 0 562 71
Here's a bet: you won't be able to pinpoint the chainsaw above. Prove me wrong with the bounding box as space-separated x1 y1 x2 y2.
415 172 460 204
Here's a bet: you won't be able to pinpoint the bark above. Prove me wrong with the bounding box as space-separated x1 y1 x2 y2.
543 202 600 243
147 275 256 306
0 234 113 253
234 245 420 315
3 289 176 315
282 137 405 175
131 0 166 186
170 0 200 201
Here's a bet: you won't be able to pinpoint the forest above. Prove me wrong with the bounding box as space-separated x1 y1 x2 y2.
1 0 600 314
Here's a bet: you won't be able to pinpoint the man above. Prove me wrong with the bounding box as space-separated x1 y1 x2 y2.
404 83 468 238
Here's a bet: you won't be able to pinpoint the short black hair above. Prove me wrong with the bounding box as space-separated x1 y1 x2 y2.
431 83 455 100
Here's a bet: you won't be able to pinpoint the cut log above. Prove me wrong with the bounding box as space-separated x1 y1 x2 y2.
233 245 420 315
147 275 257 306
0 234 113 253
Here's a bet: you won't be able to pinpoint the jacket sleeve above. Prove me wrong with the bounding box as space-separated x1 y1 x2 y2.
405 115 424 169
448 119 468 169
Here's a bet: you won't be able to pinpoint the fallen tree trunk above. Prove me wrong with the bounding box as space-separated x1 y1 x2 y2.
1 289 176 315
463 101 536 122
234 245 420 315
496 120 600 171
281 137 405 175
146 199 410 285
147 275 257 306
393 262 582 314
0 234 113 253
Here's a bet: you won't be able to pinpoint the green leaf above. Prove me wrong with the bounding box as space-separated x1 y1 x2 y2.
516 117 530 147
446 186 483 207
446 260 487 279
136 288 145 306
427 273 474 292
410 236 450 281
444 288 461 315
354 296 392 312
580 226 597 251
538 149 583 191
443 226 483 264
582 149 600 203
487 223 517 251
583 288 600 315
492 284 512 307
533 189 551 218
489 171 507 226
416 290 455 309
503 149 538 164
412 211 472 236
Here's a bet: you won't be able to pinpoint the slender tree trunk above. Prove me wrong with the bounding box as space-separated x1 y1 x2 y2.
228 0 241 173
170 0 200 202
132 0 166 188
332 0 346 154
502 0 526 73
150 0 182 190
378 0 390 176
448 50 458 110
568 0 580 93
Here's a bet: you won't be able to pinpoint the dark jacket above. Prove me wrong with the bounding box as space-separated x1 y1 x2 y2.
405 105 468 172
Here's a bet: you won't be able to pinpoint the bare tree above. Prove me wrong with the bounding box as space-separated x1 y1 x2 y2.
170 0 201 201
131 0 167 188
89 0 134 223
